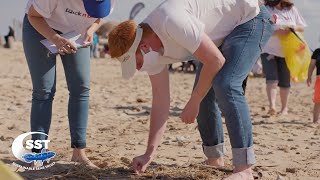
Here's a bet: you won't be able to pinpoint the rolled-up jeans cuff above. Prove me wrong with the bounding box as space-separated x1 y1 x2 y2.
71 142 86 149
232 146 256 166
203 143 224 158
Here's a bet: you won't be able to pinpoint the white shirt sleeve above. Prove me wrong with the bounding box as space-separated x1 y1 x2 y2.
31 0 58 18
292 7 307 27
165 13 205 54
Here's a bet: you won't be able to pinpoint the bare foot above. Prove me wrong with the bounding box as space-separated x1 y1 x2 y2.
267 109 276 115
71 148 99 169
279 108 288 115
203 157 224 168
223 168 254 180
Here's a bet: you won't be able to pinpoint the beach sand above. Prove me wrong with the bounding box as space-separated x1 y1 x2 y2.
0 43 319 179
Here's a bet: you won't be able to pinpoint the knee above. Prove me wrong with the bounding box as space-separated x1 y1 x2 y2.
213 79 232 97
32 89 55 101
69 85 90 98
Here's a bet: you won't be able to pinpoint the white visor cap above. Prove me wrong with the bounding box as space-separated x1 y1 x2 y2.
117 27 143 79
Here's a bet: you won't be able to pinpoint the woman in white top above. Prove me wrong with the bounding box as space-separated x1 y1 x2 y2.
261 0 307 115
23 0 114 168
108 0 273 179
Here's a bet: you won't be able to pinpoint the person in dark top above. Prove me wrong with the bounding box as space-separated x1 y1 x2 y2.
307 48 320 123
4 26 15 45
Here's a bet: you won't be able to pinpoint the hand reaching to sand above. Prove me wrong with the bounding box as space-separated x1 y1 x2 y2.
132 154 153 174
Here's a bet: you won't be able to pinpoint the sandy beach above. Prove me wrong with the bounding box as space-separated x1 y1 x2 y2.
0 42 319 180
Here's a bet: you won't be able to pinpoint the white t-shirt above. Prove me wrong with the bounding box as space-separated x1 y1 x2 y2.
25 0 114 34
143 0 261 75
263 6 307 57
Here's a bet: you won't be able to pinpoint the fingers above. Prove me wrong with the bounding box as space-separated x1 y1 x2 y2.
132 159 142 174
58 43 77 55
140 164 148 173
83 36 90 44
57 38 77 55
180 113 195 124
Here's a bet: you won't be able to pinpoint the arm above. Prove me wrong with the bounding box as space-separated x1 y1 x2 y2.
27 5 76 54
307 59 316 87
180 33 225 123
83 18 104 43
132 68 170 174
292 25 304 32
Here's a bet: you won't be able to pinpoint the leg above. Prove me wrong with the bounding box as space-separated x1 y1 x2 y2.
4 35 8 45
313 77 320 123
60 47 97 168
261 53 278 114
194 63 224 167
279 88 290 114
22 15 57 153
213 6 273 179
277 58 291 115
313 104 320 123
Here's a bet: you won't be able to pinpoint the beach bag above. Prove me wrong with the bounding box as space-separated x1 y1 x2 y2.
278 30 311 82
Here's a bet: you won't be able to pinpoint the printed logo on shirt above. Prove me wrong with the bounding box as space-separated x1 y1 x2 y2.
65 8 92 18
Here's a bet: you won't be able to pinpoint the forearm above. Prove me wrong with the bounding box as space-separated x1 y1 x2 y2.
145 69 170 157
27 15 59 42
192 61 224 102
145 112 168 157
293 25 304 32
308 61 316 78
87 18 104 33
192 33 225 102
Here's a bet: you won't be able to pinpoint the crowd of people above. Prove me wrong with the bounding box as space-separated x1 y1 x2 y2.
14 0 319 179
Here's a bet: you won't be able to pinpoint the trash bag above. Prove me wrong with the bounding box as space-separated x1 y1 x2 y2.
278 31 311 82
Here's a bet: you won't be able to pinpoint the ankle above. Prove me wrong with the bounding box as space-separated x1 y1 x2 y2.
72 148 87 160
206 157 224 167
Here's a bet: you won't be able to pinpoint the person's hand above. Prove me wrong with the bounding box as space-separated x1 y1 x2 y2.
276 29 290 36
307 77 312 87
83 27 95 45
50 34 77 55
132 154 153 174
180 95 201 124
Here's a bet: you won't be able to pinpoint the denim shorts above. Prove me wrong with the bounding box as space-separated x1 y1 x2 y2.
261 53 291 88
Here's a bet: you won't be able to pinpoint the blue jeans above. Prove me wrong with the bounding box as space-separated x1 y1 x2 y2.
261 53 291 88
22 15 90 151
194 6 273 166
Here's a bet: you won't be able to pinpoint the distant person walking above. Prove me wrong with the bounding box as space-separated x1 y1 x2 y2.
261 0 306 115
4 26 15 47
22 0 113 168
307 48 320 124
90 32 99 58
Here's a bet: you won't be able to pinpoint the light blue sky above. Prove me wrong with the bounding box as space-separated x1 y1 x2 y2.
0 0 319 49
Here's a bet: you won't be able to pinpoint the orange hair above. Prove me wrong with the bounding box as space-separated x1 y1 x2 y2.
108 20 137 58
108 20 154 58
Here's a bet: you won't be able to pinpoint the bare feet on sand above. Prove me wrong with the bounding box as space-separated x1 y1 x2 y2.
71 148 99 169
205 158 254 180
223 166 254 180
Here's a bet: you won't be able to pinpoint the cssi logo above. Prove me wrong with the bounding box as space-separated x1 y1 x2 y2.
11 132 56 170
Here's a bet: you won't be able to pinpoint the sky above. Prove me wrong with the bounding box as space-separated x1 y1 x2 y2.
0 0 319 49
